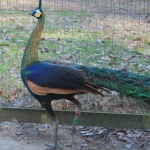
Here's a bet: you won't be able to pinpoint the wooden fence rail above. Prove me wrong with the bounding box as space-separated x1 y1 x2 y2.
0 107 149 129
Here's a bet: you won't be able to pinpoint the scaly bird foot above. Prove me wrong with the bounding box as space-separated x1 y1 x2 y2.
92 128 113 148
100 128 113 145
45 118 63 149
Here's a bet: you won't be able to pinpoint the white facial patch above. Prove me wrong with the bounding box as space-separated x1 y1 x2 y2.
34 9 42 18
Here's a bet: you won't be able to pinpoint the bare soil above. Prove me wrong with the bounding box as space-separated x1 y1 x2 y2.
0 121 149 150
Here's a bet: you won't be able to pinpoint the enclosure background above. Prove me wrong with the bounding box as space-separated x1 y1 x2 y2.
0 0 150 114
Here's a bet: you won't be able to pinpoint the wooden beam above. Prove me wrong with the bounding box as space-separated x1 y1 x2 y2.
0 107 149 129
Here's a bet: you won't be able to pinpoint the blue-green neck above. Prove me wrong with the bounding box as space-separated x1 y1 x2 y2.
21 12 45 68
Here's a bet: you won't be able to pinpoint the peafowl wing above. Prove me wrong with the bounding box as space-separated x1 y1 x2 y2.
24 61 104 96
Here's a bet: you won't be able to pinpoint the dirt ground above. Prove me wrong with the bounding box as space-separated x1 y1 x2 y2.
0 121 149 150
0 136 46 150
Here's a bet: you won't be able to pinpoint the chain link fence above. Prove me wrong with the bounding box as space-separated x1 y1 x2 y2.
0 0 150 118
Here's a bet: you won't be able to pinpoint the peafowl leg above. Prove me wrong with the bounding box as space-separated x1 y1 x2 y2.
45 117 62 149
41 101 61 149
69 97 82 144
72 103 82 143
53 118 59 149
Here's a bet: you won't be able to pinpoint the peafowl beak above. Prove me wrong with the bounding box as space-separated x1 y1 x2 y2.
27 11 33 15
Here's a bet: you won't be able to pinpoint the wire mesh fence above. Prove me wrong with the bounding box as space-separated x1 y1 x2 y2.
0 0 150 123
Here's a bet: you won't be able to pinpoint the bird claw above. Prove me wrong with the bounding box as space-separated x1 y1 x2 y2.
100 128 113 145
45 143 63 150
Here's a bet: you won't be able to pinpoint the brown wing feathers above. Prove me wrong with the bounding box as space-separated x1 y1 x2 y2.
27 80 84 95
27 80 103 96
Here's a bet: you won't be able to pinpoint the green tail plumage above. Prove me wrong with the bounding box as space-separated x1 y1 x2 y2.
47 61 150 105
76 65 150 104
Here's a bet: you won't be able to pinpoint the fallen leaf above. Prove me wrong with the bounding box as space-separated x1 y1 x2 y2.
82 132 93 136
126 133 133 138
65 144 71 147
126 143 132 149
80 144 88 147
16 132 22 135
0 91 3 96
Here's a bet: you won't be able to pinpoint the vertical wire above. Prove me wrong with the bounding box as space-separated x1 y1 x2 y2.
0 0 3 96
16 0 19 95
8 0 11 105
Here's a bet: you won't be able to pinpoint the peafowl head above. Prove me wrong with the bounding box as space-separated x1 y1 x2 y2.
28 0 43 19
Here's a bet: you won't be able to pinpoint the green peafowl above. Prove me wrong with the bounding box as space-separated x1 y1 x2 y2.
21 0 150 148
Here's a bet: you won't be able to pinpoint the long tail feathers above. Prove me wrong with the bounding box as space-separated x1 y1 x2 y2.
47 60 150 104
76 66 150 104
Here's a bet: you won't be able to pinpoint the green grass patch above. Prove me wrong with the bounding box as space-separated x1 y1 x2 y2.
0 6 150 99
